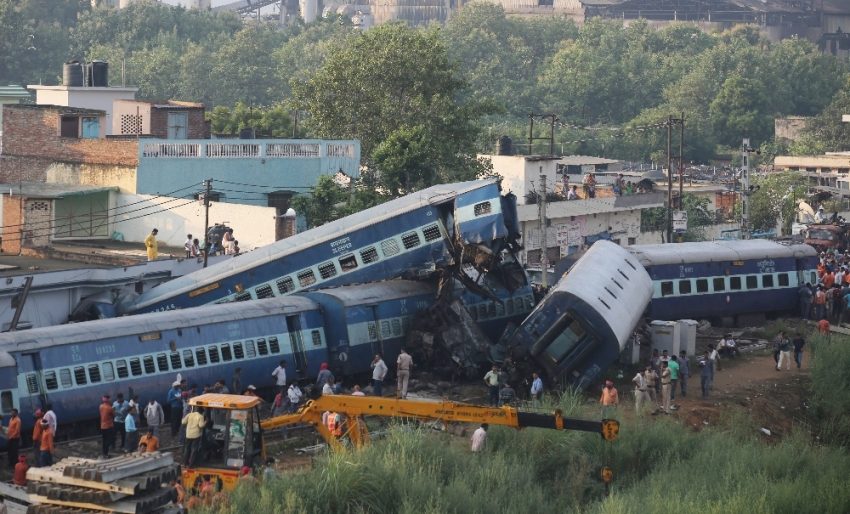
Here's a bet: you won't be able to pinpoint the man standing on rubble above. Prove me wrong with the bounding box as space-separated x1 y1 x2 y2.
371 354 387 397
484 365 500 407
397 349 413 399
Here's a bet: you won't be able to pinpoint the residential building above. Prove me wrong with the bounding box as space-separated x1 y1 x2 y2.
28 84 138 136
112 100 207 139
0 86 31 140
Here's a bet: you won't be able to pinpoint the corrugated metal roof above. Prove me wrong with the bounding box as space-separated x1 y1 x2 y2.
0 183 117 198
0 86 31 99
626 240 817 267
7 104 106 116
0 296 320 351
558 155 621 166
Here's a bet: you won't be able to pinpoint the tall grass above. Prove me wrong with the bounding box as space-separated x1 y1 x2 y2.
210 412 850 514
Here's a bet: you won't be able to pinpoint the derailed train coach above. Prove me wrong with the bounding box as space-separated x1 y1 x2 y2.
504 241 653 389
117 179 525 316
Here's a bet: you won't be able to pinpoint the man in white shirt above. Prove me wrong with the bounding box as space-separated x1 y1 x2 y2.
183 234 193 258
396 349 413 399
287 381 302 414
471 423 488 452
371 354 388 397
530 373 543 408
632 369 650 415
271 360 287 397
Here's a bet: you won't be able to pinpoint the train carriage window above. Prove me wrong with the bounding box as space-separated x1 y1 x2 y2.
488 303 497 318
74 367 87 386
60 369 72 388
311 331 322 347
235 292 252 302
245 340 256 357
277 277 295 295
496 302 505 317
525 295 534 308
811 271 817 284
102 362 115 382
255 285 274 299
469 306 478 320
221 344 233 361
778 273 789 287
381 239 400 257
89 364 101 383
26 373 39 394
507 300 515 315
423 224 441 242
745 275 758 289
195 348 208 366
381 321 391 339
143 356 155 374
368 322 378 341
713 278 726 292
233 343 244 359
269 337 280 354
170 352 183 370
360 247 379 264
116 360 129 379
208 346 220 363
297 270 316 288
661 281 674 297
478 304 488 320
474 201 492 216
543 318 587 363
338 254 358 273
156 354 169 372
257 339 268 356
679 280 692 295
45 371 58 391
0 392 12 414
392 319 402 336
696 279 709 293
730 277 742 290
763 275 774 288
183 350 195 367
401 232 421 250
319 262 337 279
402 318 410 334
515 297 524 312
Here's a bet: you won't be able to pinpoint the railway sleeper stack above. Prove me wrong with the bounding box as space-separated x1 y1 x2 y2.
0 452 180 514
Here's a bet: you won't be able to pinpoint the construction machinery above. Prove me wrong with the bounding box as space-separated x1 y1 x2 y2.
180 393 618 493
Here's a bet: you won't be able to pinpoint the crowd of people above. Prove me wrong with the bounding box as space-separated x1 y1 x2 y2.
558 172 650 201
799 249 850 329
144 227 242 262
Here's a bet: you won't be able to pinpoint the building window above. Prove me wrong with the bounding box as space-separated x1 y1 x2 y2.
60 116 79 138
81 117 100 138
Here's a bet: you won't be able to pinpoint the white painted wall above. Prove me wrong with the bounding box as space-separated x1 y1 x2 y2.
114 194 277 251
485 155 559 205
29 86 138 135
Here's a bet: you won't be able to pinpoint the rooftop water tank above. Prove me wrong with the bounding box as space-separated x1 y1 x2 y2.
63 61 84 87
496 135 512 156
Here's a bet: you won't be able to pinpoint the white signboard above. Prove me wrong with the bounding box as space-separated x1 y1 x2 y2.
673 211 688 233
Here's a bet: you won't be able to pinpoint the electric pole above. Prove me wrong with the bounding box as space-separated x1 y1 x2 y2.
742 139 750 240
678 111 684 242
202 178 212 269
527 114 559 156
539 172 548 288
666 115 672 244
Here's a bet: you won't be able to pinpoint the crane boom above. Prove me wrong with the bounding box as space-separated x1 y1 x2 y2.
260 395 619 449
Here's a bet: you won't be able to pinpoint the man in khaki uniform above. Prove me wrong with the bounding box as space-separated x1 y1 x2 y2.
396 349 413 399
144 229 159 261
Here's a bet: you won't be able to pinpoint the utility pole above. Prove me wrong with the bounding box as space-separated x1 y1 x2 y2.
742 138 750 240
292 109 298 138
202 178 212 269
678 111 685 242
527 114 559 156
539 172 548 288
666 115 672 244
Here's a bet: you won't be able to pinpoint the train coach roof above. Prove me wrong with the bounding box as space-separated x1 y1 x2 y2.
126 179 497 312
303 280 437 305
625 240 816 266
0 296 320 350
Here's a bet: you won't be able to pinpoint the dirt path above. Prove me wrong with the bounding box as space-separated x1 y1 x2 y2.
650 351 812 437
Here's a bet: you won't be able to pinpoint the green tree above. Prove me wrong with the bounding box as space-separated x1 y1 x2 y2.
640 192 713 242
748 170 808 234
294 23 497 196
795 76 850 154
710 75 775 147
291 174 350 228
208 103 298 138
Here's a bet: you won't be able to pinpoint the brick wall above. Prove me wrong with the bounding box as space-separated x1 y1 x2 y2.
149 108 206 139
1 196 22 254
0 105 139 183
0 196 54 254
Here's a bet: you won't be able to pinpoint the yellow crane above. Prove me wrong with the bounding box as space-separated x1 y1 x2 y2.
181 393 619 492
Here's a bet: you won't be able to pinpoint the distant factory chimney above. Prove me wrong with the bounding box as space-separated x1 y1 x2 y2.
301 0 317 23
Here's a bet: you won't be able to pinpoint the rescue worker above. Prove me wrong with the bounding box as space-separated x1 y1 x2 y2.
600 380 619 417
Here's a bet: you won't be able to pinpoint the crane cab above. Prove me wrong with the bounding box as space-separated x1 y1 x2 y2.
182 394 265 493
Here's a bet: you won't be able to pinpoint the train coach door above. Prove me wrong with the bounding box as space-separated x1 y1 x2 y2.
367 306 385 358
17 352 46 415
795 259 806 286
285 316 308 379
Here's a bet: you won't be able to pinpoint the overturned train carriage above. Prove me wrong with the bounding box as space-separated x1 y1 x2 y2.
505 241 653 389
118 179 518 316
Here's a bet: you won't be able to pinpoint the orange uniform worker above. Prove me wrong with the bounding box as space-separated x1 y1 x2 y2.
13 455 28 486
31 410 43 467
600 380 619 418
139 429 159 453
7 408 21 465
39 419 54 467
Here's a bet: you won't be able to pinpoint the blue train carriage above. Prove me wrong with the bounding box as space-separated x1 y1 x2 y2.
460 281 536 342
118 179 511 316
626 240 818 322
0 297 329 446
302 281 438 377
504 241 653 389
